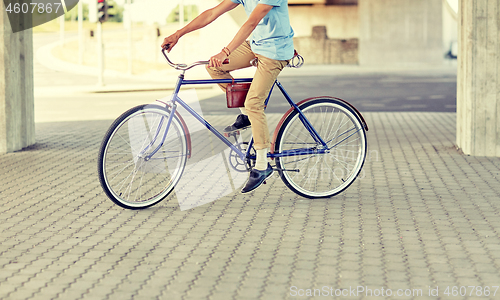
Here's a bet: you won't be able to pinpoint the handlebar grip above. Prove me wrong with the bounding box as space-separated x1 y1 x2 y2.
161 47 228 70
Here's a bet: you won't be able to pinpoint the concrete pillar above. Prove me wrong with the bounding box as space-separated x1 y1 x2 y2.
358 0 443 65
456 0 500 157
0 5 35 154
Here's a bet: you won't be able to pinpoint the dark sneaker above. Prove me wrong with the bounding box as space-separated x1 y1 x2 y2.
224 114 251 133
241 163 274 193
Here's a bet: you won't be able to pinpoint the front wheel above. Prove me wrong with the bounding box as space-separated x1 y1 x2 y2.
97 104 188 209
274 98 367 198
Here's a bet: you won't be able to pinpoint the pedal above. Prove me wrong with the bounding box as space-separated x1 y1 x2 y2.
224 131 240 138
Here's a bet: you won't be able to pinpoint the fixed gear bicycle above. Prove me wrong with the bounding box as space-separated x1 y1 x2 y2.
97 49 368 209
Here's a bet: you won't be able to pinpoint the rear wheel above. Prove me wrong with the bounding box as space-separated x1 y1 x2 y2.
97 104 188 209
275 98 367 198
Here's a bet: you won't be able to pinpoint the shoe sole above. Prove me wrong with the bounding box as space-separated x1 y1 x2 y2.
241 169 274 193
223 125 251 133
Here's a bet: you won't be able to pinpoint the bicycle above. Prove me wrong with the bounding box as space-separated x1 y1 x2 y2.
97 48 369 209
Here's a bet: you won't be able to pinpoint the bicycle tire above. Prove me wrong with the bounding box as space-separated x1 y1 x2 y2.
98 104 188 209
274 98 367 198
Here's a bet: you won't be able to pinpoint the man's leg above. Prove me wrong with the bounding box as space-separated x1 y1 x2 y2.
240 55 288 193
245 54 289 153
206 41 255 130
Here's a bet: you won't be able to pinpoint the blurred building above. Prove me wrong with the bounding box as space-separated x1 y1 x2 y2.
122 0 457 65
289 0 458 65
220 0 458 65
126 0 200 25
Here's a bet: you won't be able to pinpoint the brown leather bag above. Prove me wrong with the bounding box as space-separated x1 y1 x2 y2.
226 80 251 108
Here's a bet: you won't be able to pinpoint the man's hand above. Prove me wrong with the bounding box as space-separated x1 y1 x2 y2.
209 51 228 68
161 32 180 52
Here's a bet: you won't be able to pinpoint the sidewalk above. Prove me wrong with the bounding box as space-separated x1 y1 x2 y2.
3 36 500 300
1 111 500 300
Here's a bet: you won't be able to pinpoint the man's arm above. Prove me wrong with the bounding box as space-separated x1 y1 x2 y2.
209 4 273 67
226 4 273 54
162 0 239 51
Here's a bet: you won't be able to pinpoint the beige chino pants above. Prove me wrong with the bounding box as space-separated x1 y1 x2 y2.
206 41 289 150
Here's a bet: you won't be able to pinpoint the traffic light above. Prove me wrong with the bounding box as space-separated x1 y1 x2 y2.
97 0 105 22
97 0 114 23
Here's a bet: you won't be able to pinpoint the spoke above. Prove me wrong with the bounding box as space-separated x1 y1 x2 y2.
281 154 316 165
107 152 139 155
326 116 352 145
118 165 137 201
330 128 362 149
287 154 314 182
331 154 354 171
149 155 185 160
302 156 323 187
134 166 148 202
325 127 357 145
107 159 136 183
285 130 310 148
283 142 317 145
324 107 337 142
116 131 134 151
325 109 340 144
331 137 361 148
125 158 145 201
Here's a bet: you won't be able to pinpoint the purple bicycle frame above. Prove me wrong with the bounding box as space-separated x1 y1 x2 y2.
147 72 328 164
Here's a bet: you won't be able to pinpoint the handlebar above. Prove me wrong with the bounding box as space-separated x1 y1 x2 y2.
161 46 229 71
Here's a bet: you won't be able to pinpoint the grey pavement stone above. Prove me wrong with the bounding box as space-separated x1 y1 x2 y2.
1 112 500 300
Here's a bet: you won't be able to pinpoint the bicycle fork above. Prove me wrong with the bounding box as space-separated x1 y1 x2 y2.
140 103 178 161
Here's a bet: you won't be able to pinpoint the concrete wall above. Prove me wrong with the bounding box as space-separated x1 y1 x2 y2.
288 4 359 38
294 26 358 64
358 0 443 65
0 6 35 154
456 0 500 157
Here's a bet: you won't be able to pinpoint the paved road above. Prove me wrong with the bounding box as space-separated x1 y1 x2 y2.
2 33 498 300
3 111 500 300
197 74 457 115
35 71 457 123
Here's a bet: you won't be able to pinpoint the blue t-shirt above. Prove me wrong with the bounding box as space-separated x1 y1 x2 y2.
230 0 295 61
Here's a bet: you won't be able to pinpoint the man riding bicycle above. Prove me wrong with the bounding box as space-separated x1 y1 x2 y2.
162 0 294 193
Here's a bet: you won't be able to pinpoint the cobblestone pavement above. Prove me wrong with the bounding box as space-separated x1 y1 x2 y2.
1 112 500 300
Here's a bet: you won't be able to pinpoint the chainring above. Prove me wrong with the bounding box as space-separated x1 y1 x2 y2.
228 142 255 172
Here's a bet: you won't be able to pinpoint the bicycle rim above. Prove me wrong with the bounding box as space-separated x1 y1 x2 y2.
275 99 367 198
98 105 187 209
